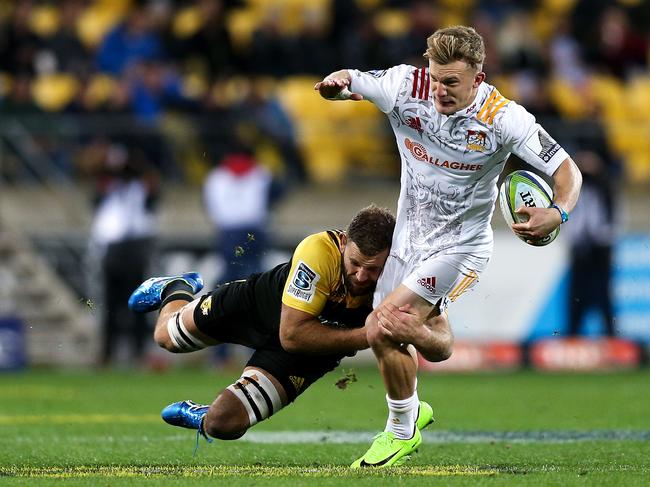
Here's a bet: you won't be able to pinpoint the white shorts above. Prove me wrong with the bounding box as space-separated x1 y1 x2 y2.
373 252 490 310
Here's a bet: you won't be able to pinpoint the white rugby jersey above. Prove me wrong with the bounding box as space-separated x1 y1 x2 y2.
349 64 569 263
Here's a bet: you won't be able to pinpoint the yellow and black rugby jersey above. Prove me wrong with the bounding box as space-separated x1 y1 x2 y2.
282 230 372 327
235 230 373 339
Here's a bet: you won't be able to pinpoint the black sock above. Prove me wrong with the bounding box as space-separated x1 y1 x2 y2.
160 280 194 310
162 280 193 299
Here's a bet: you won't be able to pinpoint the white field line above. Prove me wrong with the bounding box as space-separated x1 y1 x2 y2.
247 430 650 443
8 430 650 444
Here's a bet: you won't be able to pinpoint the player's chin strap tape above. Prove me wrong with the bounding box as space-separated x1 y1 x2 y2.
227 370 283 427
166 307 209 352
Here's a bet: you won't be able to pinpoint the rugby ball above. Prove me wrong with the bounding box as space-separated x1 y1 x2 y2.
498 170 559 247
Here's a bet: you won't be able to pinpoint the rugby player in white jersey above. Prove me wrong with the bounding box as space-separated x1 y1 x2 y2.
316 25 582 467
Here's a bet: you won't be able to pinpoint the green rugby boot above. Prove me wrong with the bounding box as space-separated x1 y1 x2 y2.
416 400 434 431
350 428 422 468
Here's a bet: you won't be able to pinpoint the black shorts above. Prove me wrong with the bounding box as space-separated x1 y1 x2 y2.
193 280 345 402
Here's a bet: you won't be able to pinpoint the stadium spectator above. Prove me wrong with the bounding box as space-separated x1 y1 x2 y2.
97 3 165 76
287 5 335 76
41 0 92 77
0 73 44 181
203 146 279 285
589 6 648 79
126 60 196 178
337 14 388 72
202 143 280 369
168 0 241 77
327 0 364 67
495 10 545 76
315 25 582 467
395 2 441 67
232 78 307 185
248 7 293 77
0 0 40 75
571 2 648 79
88 143 160 367
561 118 622 337
1 73 41 119
127 206 436 442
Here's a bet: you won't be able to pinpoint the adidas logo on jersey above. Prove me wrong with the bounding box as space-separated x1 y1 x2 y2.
417 277 436 293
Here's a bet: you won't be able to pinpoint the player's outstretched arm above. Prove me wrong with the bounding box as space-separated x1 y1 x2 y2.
376 303 453 363
513 157 582 242
314 70 363 101
279 303 368 355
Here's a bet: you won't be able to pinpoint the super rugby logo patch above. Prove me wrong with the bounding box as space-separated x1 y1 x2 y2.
287 261 320 303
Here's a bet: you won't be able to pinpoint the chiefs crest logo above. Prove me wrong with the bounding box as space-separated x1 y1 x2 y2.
466 130 487 152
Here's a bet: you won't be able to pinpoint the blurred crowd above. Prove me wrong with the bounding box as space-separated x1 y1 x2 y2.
0 0 648 185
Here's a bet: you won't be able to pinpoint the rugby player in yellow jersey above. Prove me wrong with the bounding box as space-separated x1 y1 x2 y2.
128 205 434 445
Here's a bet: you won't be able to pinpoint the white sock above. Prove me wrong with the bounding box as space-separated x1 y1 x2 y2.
411 385 420 424
384 393 418 440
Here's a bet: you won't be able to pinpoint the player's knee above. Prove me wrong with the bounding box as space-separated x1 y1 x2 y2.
224 369 285 431
365 311 392 349
203 406 248 440
157 308 209 353
153 324 175 352
432 339 453 362
423 332 454 362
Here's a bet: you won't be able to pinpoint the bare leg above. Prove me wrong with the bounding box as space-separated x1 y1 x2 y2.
366 285 434 400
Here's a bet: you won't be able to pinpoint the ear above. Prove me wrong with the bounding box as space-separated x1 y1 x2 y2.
339 233 347 253
473 71 486 88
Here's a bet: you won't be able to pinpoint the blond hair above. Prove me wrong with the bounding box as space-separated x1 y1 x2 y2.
424 26 485 70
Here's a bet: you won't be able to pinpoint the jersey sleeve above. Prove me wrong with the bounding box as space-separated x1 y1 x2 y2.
496 101 569 177
282 233 339 316
348 64 413 114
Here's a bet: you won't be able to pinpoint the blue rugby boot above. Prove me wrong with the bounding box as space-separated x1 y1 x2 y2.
162 400 209 430
162 400 213 450
128 272 203 313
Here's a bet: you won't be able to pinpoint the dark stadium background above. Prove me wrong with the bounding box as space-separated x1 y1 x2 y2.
0 0 648 370
1 1 650 484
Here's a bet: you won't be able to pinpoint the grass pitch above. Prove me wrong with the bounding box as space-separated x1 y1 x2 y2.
1 367 649 485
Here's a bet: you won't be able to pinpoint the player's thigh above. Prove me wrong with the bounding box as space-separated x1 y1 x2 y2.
247 349 343 405
373 254 410 308
403 253 489 312
190 280 271 349
375 284 434 323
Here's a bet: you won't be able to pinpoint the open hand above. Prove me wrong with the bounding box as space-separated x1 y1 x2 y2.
314 77 363 101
